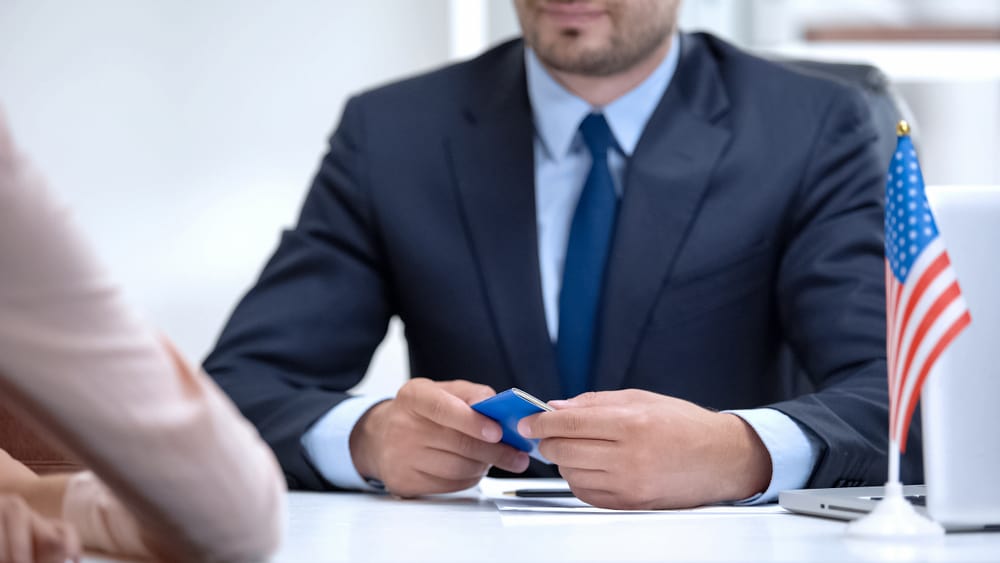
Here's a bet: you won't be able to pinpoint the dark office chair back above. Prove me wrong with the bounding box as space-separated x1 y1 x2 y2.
773 57 913 171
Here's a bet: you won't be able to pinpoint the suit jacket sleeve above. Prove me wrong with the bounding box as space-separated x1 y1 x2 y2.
768 88 921 487
204 96 396 490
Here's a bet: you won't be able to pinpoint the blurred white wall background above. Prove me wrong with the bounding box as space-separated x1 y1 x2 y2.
0 0 451 396
747 0 1000 188
2 0 998 398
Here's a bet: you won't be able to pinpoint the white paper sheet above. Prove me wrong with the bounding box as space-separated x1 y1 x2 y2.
479 478 789 518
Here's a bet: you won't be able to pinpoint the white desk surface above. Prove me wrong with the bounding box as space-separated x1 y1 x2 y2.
258 489 1000 563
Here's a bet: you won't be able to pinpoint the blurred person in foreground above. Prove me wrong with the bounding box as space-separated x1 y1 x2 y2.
206 0 916 509
0 110 285 562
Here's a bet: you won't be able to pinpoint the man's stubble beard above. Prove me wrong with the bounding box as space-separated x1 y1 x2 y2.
527 15 674 77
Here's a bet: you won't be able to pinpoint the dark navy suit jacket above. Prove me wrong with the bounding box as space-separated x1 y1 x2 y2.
205 33 922 491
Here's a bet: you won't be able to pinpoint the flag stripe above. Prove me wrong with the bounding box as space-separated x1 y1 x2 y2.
897 251 950 334
886 240 948 438
895 279 962 404
885 259 899 436
892 292 967 432
895 310 972 451
889 245 950 382
887 241 941 368
885 265 896 387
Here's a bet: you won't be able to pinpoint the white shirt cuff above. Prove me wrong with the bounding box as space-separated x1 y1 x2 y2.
726 407 822 504
300 395 392 491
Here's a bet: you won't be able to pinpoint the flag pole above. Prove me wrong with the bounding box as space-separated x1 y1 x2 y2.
888 438 899 485
846 120 945 539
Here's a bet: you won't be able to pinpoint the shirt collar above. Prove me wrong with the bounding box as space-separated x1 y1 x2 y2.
525 32 680 160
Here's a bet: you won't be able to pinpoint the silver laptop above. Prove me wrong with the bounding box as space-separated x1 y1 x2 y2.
780 185 1000 532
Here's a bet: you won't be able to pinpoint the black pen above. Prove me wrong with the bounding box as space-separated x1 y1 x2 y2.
503 488 575 498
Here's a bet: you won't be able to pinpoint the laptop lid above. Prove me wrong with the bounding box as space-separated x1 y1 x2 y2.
779 185 1000 532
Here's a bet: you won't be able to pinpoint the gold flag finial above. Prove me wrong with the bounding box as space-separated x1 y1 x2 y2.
896 120 911 137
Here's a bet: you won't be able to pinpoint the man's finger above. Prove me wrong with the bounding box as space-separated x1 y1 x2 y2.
419 448 491 482
427 427 530 473
404 379 503 442
537 437 614 470
559 466 614 492
571 488 638 511
399 469 483 497
436 379 497 405
518 407 622 440
550 390 638 409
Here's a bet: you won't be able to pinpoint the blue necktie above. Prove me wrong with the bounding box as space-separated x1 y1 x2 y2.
557 113 620 398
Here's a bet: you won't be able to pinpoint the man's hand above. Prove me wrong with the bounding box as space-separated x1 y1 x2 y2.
0 494 81 563
518 389 772 510
349 378 531 497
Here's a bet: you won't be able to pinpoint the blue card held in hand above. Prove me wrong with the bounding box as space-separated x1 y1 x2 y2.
471 388 553 463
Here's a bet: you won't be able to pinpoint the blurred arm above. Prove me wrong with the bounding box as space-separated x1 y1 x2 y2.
0 110 285 561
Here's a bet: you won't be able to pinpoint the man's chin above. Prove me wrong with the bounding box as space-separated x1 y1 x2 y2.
534 34 615 68
536 48 617 76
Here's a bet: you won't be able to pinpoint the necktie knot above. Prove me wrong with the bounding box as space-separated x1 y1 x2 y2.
579 113 616 159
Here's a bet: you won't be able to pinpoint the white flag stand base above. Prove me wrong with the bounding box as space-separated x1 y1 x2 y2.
846 481 944 539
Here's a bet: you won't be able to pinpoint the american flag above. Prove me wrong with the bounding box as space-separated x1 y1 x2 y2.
885 128 971 453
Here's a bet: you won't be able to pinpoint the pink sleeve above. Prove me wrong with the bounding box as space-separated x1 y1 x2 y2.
0 111 285 561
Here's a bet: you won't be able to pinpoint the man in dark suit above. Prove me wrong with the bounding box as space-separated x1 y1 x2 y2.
205 0 920 509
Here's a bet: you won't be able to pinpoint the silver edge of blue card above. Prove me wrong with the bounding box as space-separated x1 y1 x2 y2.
510 388 553 463
512 388 554 412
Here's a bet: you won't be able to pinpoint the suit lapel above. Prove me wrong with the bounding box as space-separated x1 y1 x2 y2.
446 43 562 401
592 35 733 392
